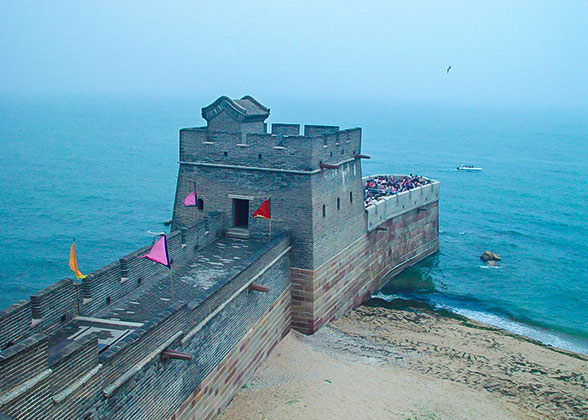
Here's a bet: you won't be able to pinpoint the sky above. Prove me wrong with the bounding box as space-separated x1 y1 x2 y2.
0 0 587 107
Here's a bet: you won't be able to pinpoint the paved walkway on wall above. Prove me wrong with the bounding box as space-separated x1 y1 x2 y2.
95 237 265 324
47 236 269 364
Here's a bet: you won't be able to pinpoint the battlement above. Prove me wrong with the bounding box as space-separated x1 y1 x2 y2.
0 209 291 419
178 95 362 173
1 95 440 420
180 124 362 172
364 176 441 232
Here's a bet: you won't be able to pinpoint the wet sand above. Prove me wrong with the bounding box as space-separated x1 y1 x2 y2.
219 303 588 420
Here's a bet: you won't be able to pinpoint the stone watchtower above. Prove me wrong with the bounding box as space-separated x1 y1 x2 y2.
172 95 369 332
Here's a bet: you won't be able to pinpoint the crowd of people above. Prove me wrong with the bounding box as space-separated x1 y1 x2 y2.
364 175 430 207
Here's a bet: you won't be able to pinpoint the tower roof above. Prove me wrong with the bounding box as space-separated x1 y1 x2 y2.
202 95 270 122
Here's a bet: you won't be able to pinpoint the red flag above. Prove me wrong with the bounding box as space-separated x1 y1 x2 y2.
253 198 271 220
141 235 171 268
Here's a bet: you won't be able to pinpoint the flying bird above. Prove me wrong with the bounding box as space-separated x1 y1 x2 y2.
446 66 452 74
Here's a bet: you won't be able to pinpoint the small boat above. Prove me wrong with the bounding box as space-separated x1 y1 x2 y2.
457 165 482 171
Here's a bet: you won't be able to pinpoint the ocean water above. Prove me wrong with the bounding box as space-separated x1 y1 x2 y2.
1 95 587 354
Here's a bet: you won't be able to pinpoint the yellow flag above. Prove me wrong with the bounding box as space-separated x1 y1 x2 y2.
69 240 87 281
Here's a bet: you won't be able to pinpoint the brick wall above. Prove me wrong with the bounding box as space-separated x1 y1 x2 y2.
82 213 222 316
0 301 31 351
30 279 79 336
49 335 101 419
0 333 52 419
173 165 315 268
291 201 439 334
171 286 291 420
0 235 291 420
93 239 291 420
271 123 300 136
310 159 366 268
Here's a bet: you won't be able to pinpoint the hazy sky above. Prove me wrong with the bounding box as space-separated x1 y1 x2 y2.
1 1 586 107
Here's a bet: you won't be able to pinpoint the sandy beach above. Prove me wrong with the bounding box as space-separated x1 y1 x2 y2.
219 303 588 420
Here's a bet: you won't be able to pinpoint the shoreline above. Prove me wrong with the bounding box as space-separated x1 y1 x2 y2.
368 295 588 359
219 302 588 420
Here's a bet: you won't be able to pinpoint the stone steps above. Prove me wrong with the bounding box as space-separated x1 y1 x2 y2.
226 228 250 239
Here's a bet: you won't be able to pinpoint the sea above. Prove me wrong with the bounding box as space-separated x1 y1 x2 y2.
1 94 587 355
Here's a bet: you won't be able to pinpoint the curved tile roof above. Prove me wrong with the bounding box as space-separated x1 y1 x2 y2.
202 95 269 121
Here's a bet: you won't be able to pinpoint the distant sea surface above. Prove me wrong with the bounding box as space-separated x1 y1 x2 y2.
1 95 587 354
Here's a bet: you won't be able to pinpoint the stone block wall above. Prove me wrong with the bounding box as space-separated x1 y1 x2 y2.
291 201 439 334
178 126 361 175
310 128 361 170
304 124 339 137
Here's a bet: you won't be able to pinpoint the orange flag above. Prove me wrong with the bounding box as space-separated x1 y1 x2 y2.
69 239 86 281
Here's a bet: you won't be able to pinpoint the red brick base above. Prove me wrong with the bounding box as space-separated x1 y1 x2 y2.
170 287 291 420
291 202 439 334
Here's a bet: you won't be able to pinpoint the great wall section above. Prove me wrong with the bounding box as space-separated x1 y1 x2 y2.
0 96 440 420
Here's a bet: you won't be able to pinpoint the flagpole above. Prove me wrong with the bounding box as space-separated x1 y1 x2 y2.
170 266 174 304
193 182 200 240
75 279 81 315
268 195 272 242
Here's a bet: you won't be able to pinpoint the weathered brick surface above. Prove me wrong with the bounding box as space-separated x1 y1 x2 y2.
171 287 291 420
49 334 100 419
0 301 31 351
291 201 439 334
0 96 440 420
0 235 291 420
0 333 48 394
30 278 79 336
172 96 364 273
81 213 223 317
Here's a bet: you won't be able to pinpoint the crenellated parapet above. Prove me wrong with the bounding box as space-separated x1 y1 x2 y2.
0 212 291 420
1 95 440 420
179 125 361 173
365 176 441 232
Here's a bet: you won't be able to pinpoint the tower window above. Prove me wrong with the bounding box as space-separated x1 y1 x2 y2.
330 152 333 157
223 151 228 157
350 192 353 203
337 197 340 210
341 149 344 154
322 204 326 218
106 296 111 305
198 198 204 211
258 153 262 159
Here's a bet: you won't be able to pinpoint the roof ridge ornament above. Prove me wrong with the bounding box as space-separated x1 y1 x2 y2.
201 95 269 122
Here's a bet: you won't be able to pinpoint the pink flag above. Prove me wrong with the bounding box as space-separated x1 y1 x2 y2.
141 235 170 268
183 183 198 206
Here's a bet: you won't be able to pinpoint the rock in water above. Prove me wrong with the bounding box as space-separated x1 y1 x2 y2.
480 250 501 261
163 219 173 226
